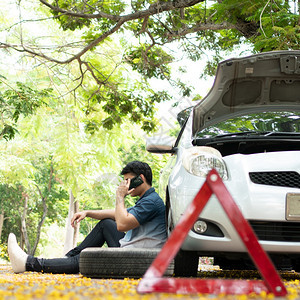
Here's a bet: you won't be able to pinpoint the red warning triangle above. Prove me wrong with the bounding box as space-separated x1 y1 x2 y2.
137 169 287 296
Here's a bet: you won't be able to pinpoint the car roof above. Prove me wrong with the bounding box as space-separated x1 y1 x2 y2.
192 50 300 136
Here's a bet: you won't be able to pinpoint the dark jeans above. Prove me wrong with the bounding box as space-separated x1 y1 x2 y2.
26 218 125 274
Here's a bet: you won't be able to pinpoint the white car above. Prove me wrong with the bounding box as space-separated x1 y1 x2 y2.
147 50 300 276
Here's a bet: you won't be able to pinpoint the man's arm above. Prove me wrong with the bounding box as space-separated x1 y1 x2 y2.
115 180 140 232
85 209 115 220
71 209 115 227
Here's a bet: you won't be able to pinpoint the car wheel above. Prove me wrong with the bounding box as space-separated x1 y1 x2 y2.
79 247 174 278
174 249 199 277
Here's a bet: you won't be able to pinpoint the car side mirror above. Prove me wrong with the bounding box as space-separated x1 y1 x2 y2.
146 135 176 154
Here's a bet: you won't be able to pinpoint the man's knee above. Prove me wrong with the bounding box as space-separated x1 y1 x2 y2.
98 218 117 229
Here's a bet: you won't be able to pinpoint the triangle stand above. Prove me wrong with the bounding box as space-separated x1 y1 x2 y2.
137 169 287 296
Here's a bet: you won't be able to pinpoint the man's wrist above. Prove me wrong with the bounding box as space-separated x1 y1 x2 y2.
116 195 125 205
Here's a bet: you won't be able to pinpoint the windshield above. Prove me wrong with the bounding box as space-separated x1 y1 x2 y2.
195 112 300 138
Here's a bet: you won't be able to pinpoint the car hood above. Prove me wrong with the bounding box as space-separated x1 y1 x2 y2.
192 50 300 136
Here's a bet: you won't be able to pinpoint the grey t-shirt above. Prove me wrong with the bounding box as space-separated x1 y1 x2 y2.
119 187 167 248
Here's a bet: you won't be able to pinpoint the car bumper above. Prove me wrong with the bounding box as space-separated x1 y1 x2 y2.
168 151 300 254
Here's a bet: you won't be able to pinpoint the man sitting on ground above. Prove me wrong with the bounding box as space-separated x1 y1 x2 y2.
8 161 167 274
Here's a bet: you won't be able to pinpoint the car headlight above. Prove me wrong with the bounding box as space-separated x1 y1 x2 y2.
182 146 228 180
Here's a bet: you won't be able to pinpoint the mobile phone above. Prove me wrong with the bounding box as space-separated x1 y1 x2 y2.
129 175 144 190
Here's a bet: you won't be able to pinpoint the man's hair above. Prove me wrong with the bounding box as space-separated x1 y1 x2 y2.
121 161 152 186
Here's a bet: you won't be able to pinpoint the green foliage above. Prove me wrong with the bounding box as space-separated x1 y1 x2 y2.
0 152 69 250
0 184 25 244
83 83 170 133
75 177 119 237
174 79 193 97
0 184 24 214
2 0 300 134
201 53 224 78
0 152 35 186
51 0 126 31
126 45 174 80
0 81 52 140
242 2 300 52
31 156 69 224
254 23 300 52
0 125 19 141
0 243 8 261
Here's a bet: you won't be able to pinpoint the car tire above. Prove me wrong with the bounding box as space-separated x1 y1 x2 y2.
79 247 174 279
174 249 198 277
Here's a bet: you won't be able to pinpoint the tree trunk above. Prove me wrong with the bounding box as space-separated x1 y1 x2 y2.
73 199 79 247
63 190 78 255
0 210 4 242
20 195 31 253
31 163 54 256
31 195 48 255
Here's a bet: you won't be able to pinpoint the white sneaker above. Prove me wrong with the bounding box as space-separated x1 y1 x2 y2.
7 233 28 273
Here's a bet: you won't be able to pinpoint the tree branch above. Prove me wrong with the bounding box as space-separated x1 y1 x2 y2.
39 0 204 21
39 0 120 21
2 19 125 64
165 22 235 38
2 0 206 79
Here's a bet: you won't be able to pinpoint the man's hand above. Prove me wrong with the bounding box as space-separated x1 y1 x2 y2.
115 178 140 232
71 211 87 227
116 179 133 203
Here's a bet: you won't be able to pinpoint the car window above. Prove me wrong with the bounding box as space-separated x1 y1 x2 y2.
195 112 300 138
